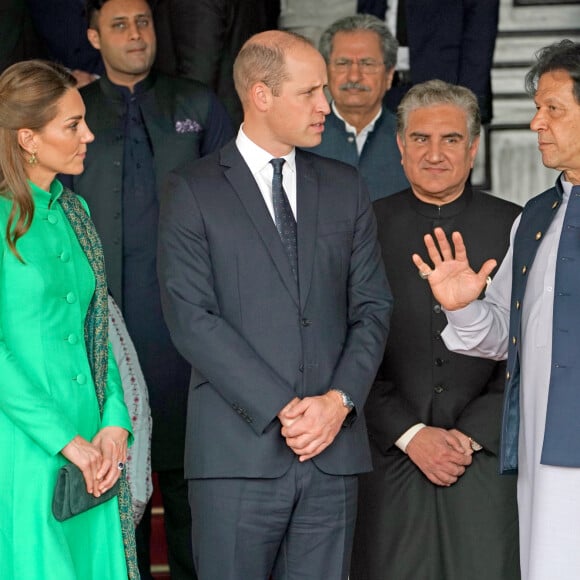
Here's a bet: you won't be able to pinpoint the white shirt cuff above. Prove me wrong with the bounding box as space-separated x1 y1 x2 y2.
395 423 426 453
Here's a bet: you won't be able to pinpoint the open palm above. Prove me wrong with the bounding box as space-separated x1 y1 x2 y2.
412 228 497 311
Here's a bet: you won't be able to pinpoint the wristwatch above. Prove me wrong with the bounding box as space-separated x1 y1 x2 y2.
331 389 354 411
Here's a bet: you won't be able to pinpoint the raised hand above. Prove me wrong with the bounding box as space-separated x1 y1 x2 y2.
412 228 497 311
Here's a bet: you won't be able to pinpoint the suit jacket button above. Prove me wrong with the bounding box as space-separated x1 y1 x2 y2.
433 304 441 314
301 318 312 327
434 385 444 394
299 364 304 372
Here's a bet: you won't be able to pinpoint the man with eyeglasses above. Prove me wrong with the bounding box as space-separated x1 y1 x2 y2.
305 13 408 200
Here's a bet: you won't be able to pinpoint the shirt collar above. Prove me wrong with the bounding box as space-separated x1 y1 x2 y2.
98 71 156 102
332 101 383 137
409 184 472 219
235 125 296 176
559 173 573 202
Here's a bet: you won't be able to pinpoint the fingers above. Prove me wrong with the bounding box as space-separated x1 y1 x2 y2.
406 426 472 486
280 395 345 459
448 428 474 456
284 432 331 461
412 228 456 274
60 435 103 495
92 427 128 495
434 228 457 261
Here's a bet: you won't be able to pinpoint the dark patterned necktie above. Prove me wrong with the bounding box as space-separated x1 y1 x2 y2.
270 158 298 281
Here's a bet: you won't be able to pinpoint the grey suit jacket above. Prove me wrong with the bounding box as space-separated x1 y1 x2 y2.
158 141 392 479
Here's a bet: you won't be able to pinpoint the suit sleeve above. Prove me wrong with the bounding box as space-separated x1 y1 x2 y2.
327 176 393 414
157 171 298 436
364 372 422 451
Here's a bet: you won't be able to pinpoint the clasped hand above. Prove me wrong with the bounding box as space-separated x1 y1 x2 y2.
60 426 129 497
278 392 349 461
406 427 474 486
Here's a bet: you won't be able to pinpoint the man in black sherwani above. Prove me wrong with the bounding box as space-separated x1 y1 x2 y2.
351 79 521 580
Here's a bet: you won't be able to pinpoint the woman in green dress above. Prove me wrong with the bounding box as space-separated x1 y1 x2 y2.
0 60 138 579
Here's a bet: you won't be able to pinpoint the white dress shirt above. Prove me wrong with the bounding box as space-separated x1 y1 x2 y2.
236 125 297 221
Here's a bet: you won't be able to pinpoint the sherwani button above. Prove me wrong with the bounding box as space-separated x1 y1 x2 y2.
66 334 79 345
75 373 87 385
47 214 58 225
65 292 77 304
506 371 510 380
59 251 70 262
512 336 517 345
522 265 527 275
535 231 542 240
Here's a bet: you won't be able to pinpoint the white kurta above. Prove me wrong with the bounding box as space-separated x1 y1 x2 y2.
442 178 580 579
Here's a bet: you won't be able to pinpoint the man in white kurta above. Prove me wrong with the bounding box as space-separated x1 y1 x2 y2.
411 40 580 580
442 178 577 579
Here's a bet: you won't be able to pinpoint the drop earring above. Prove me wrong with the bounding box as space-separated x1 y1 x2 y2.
28 151 37 165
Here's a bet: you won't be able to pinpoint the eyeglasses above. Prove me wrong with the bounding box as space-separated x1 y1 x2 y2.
330 58 385 74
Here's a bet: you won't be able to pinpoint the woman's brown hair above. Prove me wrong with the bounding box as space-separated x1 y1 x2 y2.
0 59 76 259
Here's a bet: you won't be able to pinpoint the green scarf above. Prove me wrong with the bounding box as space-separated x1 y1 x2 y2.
59 188 140 580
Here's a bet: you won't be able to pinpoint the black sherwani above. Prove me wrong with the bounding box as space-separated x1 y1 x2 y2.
351 187 521 580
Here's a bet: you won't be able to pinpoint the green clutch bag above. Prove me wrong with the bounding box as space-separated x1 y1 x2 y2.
52 463 120 522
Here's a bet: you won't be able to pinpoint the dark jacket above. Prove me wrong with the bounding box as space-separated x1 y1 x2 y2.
370 186 520 455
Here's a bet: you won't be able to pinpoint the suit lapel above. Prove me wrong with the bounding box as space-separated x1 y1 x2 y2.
296 151 319 309
221 143 300 306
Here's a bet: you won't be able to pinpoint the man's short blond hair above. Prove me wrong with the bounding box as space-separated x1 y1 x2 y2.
233 31 313 105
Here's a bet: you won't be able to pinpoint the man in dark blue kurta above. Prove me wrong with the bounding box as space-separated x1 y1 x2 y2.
71 1 234 578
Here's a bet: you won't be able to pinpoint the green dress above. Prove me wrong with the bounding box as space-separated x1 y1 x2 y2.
0 180 133 579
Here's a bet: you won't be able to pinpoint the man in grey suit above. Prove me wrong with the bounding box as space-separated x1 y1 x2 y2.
157 30 392 580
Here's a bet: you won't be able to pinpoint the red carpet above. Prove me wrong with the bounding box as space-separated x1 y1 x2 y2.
150 473 171 579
